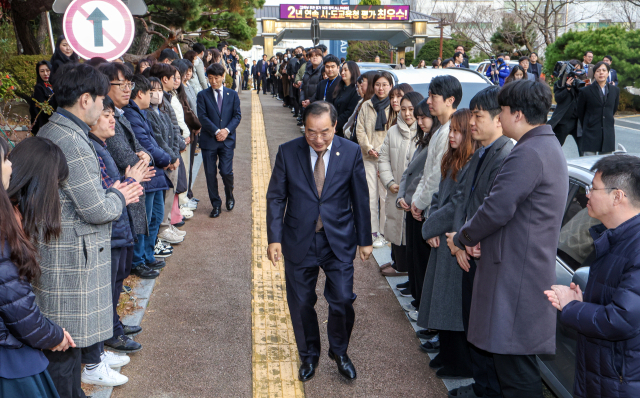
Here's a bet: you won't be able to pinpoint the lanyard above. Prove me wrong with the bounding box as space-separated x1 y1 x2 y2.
324 77 338 101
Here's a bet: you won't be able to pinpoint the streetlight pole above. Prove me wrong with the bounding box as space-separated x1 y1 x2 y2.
435 20 451 60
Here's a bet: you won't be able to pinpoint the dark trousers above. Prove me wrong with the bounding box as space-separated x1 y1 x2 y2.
391 243 408 272
256 74 263 91
493 354 542 398
284 231 356 363
291 85 301 116
81 341 102 364
187 133 199 198
439 330 473 377
554 118 581 155
242 73 249 90
270 77 276 95
405 212 430 305
202 145 234 208
463 258 502 398
111 246 132 338
44 348 86 398
252 75 257 89
261 75 268 94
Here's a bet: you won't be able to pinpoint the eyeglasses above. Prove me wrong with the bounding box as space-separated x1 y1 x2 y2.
586 185 625 196
306 132 332 141
111 82 135 91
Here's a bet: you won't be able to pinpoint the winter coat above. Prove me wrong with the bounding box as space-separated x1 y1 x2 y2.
412 121 451 212
107 111 150 236
190 56 208 93
89 134 135 248
577 82 619 154
184 83 199 117
355 99 391 161
458 125 568 355
147 104 180 164
343 99 362 140
163 92 187 153
171 92 191 139
378 116 418 245
29 82 56 135
417 164 471 332
561 215 640 398
548 81 582 138
397 144 428 207
301 63 323 103
36 112 125 348
333 83 360 137
485 60 511 86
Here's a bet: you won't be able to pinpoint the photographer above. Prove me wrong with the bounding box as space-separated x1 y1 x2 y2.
548 60 584 151
485 54 510 86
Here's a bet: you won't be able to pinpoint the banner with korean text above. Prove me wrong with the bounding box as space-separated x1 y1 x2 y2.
280 4 410 21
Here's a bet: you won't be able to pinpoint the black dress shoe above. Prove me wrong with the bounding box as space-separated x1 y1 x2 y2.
130 264 159 279
210 207 221 218
104 334 142 353
416 329 438 339
123 325 142 336
298 361 319 382
146 259 166 270
173 220 185 227
396 280 410 289
429 354 443 369
297 121 304 126
328 350 356 380
226 196 235 211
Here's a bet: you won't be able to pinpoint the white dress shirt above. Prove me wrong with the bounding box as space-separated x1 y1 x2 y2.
309 142 332 175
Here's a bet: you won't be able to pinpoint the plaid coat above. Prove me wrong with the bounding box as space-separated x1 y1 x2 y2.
36 113 125 348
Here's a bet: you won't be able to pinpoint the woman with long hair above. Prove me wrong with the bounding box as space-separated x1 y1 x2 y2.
0 136 75 398
504 65 527 84
417 60 426 69
333 61 361 137
418 108 478 379
343 70 377 140
355 71 395 248
396 98 441 314
50 36 79 76
387 83 414 129
30 60 56 135
378 91 424 276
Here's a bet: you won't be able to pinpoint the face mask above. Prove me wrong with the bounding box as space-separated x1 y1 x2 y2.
296 53 302 58
150 91 163 105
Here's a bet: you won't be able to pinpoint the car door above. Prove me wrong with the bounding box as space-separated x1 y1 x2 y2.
539 178 598 398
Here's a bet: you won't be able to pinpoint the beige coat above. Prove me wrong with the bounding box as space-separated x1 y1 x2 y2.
355 99 390 161
378 116 418 245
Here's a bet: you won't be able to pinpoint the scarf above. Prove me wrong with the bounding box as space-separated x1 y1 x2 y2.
396 113 417 140
371 95 390 131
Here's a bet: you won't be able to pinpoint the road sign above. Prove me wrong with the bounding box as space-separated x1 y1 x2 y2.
53 0 148 15
311 18 320 46
63 0 135 61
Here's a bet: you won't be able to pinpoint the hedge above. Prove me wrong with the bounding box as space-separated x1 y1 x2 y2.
3 55 50 101
412 35 475 67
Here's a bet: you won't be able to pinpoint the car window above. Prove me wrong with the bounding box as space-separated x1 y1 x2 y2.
557 183 598 271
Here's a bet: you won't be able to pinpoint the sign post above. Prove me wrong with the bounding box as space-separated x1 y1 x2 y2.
63 0 135 61
311 18 320 46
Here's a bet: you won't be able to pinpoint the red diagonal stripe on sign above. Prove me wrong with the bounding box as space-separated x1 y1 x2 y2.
77 7 123 48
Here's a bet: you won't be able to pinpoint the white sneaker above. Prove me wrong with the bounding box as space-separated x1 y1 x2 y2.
408 310 419 322
186 198 198 209
158 228 184 244
81 361 129 387
181 202 196 211
169 224 187 237
179 207 194 219
101 351 130 368
372 235 386 248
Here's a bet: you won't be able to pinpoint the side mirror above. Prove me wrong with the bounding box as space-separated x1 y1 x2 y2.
572 267 590 292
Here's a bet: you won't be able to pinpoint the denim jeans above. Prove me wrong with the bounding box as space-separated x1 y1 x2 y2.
133 190 166 267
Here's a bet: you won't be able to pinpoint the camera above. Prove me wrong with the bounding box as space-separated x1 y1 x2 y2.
553 61 586 89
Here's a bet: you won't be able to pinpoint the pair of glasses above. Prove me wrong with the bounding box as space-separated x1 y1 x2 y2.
306 133 331 141
111 82 135 91
585 185 625 196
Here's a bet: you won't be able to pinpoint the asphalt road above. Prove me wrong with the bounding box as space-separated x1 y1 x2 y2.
560 116 640 158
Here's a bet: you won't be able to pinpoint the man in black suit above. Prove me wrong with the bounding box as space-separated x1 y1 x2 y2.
455 45 469 68
266 101 373 382
196 63 242 218
603 55 618 86
445 86 513 398
256 54 268 94
251 60 258 90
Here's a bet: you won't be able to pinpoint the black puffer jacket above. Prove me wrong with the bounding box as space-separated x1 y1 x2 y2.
301 63 323 103
0 242 64 350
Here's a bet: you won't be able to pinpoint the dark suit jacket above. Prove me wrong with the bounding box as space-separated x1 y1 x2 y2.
458 125 568 355
251 65 257 76
266 136 372 264
609 69 618 86
196 86 242 150
256 60 268 77
577 82 619 153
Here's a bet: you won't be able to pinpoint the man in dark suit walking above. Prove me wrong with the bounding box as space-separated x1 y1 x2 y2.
603 55 618 86
266 101 373 382
196 63 242 218
256 54 268 94
251 60 258 90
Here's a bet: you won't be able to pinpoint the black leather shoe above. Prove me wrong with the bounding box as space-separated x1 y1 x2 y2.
123 325 142 336
416 329 437 340
429 354 443 369
298 360 319 382
130 264 159 279
328 350 356 380
297 121 304 126
173 220 185 227
210 207 221 218
226 196 235 211
146 259 166 270
104 334 142 353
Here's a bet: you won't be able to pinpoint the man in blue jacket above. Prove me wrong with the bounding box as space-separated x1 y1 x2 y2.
485 55 510 86
546 155 640 398
123 75 172 278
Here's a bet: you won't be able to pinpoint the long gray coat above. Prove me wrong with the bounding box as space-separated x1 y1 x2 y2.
36 113 125 347
417 164 470 332
107 112 150 236
397 143 428 207
458 126 568 355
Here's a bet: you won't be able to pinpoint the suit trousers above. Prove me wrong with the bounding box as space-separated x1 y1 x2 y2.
252 75 257 89
493 354 543 398
202 146 234 208
284 231 356 363
44 348 86 398
405 212 430 305
462 258 502 398
363 159 386 235
261 75 268 94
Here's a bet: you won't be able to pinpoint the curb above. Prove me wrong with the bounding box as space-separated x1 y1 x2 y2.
89 278 158 398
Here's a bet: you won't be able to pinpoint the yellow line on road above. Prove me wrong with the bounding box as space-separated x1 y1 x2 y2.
251 91 305 398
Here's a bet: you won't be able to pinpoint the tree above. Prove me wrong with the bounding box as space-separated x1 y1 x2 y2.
347 40 391 62
490 16 537 55
359 0 381 5
6 0 54 55
411 33 473 66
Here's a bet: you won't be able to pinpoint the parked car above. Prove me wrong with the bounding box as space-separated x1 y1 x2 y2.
356 62 394 70
475 59 519 75
539 151 638 398
468 63 480 71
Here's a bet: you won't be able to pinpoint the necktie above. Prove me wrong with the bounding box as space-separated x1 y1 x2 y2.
314 150 327 232
216 89 222 113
